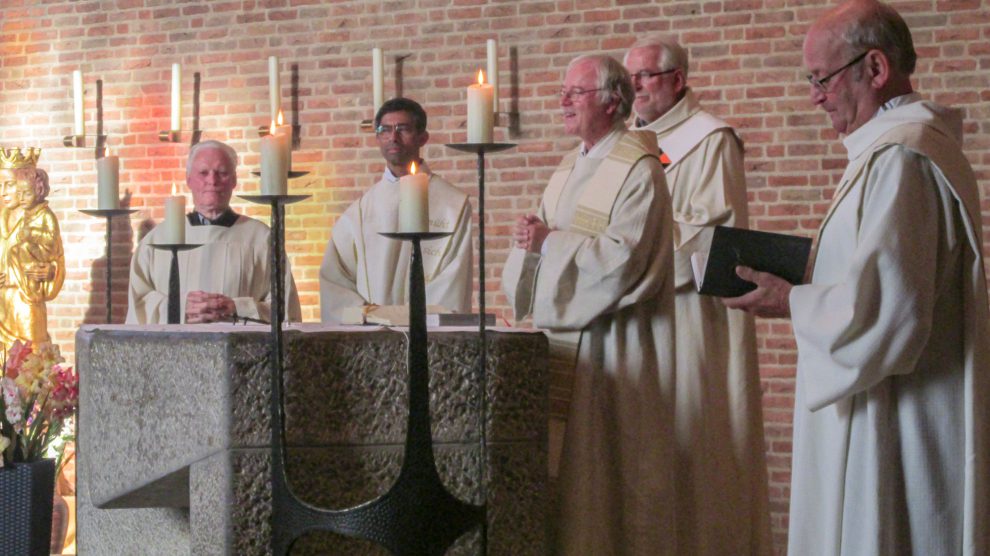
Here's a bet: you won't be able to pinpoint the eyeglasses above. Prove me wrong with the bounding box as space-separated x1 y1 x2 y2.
558 87 604 100
806 51 869 92
630 68 678 82
375 124 417 137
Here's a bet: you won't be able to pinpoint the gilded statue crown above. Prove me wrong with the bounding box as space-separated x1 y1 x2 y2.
0 147 42 170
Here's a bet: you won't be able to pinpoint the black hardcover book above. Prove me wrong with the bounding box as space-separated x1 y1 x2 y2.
691 225 813 298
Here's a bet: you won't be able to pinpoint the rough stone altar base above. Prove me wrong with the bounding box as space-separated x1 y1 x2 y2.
76 326 548 555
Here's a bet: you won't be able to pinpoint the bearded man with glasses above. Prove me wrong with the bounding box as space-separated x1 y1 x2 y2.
724 1 990 554
502 54 675 554
624 35 772 556
319 97 472 323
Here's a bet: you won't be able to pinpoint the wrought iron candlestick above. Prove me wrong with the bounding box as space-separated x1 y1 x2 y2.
79 208 136 323
251 183 486 553
445 142 516 549
148 243 201 324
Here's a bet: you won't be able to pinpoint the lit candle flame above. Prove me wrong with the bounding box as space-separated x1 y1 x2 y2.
104 146 110 157
171 182 177 196
270 120 277 135
277 110 284 126
477 69 485 85
410 161 418 175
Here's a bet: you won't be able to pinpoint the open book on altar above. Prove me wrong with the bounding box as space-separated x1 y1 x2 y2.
690 225 813 298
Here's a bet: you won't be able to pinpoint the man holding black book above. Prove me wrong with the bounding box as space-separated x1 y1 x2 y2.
624 36 772 556
725 1 990 553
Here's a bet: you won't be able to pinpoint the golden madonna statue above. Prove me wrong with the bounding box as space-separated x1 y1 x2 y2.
0 147 65 353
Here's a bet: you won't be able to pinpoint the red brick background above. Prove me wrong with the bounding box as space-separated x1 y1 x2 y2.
2 0 988 551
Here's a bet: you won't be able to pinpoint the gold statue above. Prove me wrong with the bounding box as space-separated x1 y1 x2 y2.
0 147 65 352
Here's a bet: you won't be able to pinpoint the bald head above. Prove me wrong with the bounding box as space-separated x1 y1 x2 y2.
810 0 916 76
803 0 915 134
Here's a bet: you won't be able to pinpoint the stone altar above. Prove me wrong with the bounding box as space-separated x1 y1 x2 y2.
76 324 548 555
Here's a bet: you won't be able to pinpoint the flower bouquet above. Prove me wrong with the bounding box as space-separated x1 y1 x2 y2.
0 340 78 467
0 340 77 554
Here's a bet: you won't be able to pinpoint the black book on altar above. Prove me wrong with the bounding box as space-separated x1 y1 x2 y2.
690 225 813 298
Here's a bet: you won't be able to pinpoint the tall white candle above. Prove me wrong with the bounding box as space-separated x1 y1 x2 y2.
372 47 384 114
260 121 289 195
268 55 280 123
96 147 119 210
398 162 429 233
486 39 498 110
170 63 181 131
72 70 85 137
467 70 494 143
163 183 186 244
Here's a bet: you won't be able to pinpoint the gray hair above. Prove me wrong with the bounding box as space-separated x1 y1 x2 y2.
186 140 238 177
840 1 916 75
625 34 690 79
567 55 634 123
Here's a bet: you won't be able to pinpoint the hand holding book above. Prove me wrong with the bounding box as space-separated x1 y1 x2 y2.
691 226 812 318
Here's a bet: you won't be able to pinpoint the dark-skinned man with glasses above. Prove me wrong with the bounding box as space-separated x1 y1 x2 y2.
724 1 990 554
502 54 675 555
624 35 773 556
319 97 472 324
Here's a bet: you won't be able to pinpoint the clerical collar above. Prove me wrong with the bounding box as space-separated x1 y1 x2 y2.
188 209 239 227
580 121 627 158
383 159 428 183
875 92 921 117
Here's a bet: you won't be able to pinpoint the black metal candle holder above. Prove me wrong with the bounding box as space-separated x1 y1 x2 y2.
148 243 202 324
79 208 137 323
251 185 487 553
444 141 516 556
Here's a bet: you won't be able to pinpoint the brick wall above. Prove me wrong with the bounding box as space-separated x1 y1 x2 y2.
2 0 988 551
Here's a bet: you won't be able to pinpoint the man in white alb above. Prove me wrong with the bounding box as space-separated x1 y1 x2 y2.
127 140 301 324
502 54 675 555
725 1 990 554
624 36 771 556
319 97 472 323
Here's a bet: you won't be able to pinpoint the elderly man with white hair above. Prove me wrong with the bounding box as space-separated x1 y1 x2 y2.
624 36 772 556
127 140 301 324
502 54 675 555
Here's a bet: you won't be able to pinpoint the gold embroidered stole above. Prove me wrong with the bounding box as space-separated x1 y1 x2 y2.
541 130 660 422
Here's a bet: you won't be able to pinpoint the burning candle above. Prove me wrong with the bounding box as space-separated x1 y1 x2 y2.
170 63 181 131
163 183 186 244
487 39 498 110
268 55 280 123
96 147 119 210
372 47 384 113
398 161 429 233
261 119 289 195
467 69 494 143
72 70 85 137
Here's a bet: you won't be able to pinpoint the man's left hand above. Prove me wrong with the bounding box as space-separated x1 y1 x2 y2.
512 214 551 254
722 266 793 318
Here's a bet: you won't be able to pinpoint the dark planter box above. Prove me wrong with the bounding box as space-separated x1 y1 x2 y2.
0 458 56 556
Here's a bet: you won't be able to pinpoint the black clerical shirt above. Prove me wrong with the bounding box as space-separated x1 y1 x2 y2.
187 209 239 227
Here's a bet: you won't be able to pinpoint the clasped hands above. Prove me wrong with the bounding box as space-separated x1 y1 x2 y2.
513 214 551 254
185 290 236 323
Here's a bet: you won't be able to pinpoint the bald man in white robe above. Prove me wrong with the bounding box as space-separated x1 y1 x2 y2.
726 2 990 554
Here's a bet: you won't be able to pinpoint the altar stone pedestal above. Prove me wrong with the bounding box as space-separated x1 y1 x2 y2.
76 324 549 555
